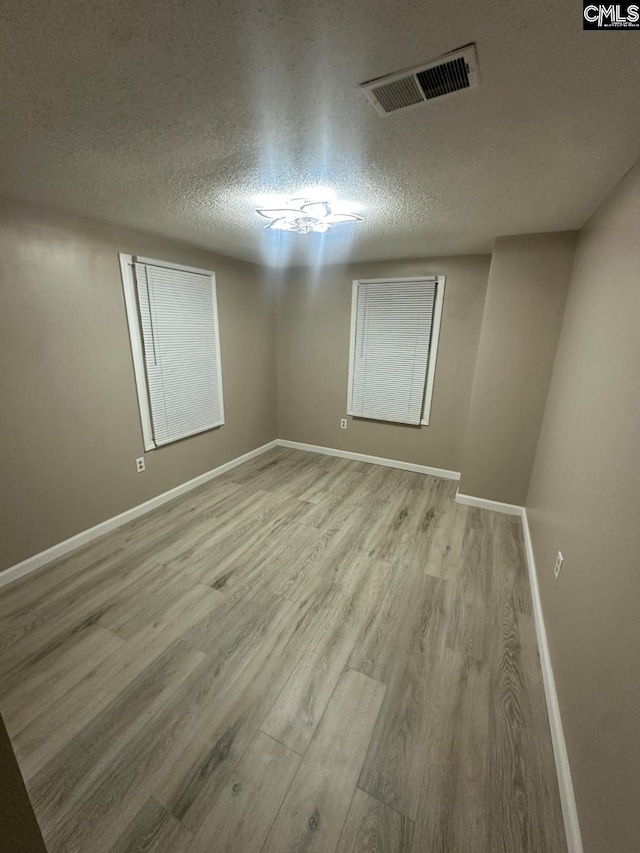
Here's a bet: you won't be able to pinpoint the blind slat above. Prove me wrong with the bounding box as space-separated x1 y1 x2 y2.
134 262 224 446
350 279 437 425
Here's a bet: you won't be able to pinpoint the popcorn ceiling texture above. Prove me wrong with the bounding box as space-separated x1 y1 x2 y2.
1 0 639 267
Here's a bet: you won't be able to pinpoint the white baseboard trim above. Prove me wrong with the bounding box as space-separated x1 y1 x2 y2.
454 490 524 517
276 439 461 480
0 440 278 590
0 434 583 853
455 489 583 853
521 509 583 853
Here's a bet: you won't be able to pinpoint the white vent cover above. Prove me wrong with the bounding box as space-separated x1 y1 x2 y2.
360 44 479 116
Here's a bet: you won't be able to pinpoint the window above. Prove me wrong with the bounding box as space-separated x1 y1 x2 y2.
119 255 224 450
347 276 445 426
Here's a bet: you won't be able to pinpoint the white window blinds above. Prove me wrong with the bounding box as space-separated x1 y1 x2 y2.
347 277 444 426
123 257 224 448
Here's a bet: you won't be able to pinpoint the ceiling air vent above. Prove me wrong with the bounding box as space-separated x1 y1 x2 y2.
360 44 479 116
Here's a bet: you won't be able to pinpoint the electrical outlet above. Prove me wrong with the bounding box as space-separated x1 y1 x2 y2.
136 457 145 473
340 418 347 429
554 551 563 579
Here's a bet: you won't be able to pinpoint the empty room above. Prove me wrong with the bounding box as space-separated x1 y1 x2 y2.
1 2 639 852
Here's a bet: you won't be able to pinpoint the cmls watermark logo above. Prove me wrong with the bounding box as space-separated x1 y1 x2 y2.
583 2 640 28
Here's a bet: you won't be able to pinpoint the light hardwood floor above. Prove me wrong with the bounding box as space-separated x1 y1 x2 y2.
0 447 567 853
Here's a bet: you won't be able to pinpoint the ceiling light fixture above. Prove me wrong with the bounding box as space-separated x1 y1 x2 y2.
256 197 363 234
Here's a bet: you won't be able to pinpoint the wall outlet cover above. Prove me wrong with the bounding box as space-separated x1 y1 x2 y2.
136 457 146 472
554 551 563 579
340 418 348 429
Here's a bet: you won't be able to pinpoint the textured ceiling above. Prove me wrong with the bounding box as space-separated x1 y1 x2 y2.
1 0 639 267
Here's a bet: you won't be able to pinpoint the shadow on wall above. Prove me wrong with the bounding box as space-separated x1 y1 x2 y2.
0 710 47 851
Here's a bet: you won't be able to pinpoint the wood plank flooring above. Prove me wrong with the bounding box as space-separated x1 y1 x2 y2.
0 447 567 852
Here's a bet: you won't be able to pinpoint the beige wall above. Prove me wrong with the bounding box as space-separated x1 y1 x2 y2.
274 256 490 472
527 164 640 853
459 232 578 505
2 173 638 851
0 199 276 573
